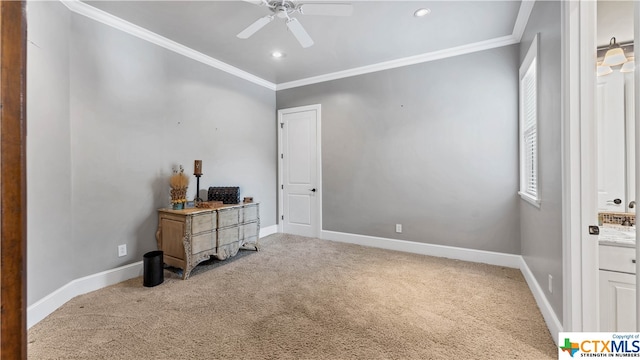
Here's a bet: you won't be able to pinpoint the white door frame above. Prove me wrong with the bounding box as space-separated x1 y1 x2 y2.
563 0 640 333
562 0 599 332
635 0 640 329
277 104 323 237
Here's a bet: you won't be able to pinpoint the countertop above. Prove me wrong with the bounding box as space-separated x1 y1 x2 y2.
158 202 258 215
599 225 636 248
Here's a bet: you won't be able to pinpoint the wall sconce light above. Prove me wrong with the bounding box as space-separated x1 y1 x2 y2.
596 37 634 76
602 37 628 66
621 57 635 73
597 62 613 77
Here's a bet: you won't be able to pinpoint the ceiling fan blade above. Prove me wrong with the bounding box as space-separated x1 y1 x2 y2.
242 0 274 7
237 15 273 39
286 18 314 48
299 3 353 16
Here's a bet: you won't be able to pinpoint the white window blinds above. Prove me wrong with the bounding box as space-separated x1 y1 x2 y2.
519 35 539 206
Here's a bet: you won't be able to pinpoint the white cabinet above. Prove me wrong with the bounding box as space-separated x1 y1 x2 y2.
599 270 636 331
599 244 636 331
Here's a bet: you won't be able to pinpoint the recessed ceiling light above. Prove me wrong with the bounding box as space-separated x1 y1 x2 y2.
414 8 431 17
271 51 285 58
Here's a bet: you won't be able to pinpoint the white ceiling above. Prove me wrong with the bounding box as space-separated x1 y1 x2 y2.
81 0 526 86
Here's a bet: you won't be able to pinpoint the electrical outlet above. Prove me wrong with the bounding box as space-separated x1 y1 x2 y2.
548 274 553 293
118 244 127 257
395 224 402 233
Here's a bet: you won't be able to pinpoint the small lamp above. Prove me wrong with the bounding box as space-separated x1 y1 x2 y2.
602 37 628 67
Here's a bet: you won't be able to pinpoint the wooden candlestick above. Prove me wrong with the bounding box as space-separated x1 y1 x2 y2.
194 160 203 202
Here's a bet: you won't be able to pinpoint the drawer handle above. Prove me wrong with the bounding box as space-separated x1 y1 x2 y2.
633 259 636 264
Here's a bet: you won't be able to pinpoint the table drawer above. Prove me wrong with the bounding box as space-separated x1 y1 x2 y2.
241 221 259 243
191 213 216 235
218 208 239 228
218 225 240 247
192 232 215 254
241 204 259 223
600 245 637 274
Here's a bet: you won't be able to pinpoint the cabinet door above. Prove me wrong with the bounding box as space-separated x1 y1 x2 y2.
599 270 636 331
161 218 185 260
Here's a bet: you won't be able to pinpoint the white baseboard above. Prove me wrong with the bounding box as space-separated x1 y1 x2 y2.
320 230 523 268
29 227 563 343
260 225 278 238
519 257 563 344
28 225 280 329
27 261 143 329
320 229 562 343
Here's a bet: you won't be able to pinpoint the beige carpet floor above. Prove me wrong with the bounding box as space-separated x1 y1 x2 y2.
28 234 557 359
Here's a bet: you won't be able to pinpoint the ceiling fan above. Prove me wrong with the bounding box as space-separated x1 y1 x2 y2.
237 0 354 48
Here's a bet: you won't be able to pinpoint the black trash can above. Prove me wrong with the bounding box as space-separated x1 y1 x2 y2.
143 250 164 287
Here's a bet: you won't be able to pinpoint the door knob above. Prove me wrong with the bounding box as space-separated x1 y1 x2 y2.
309 188 316 192
607 198 622 205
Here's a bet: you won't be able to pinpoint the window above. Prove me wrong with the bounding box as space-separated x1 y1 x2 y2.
519 34 540 207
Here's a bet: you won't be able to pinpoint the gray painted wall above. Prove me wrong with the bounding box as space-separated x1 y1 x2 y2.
27 3 276 305
26 1 559 319
27 1 73 306
519 1 563 321
277 45 521 254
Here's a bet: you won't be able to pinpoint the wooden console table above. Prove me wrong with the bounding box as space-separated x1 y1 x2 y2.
155 202 260 279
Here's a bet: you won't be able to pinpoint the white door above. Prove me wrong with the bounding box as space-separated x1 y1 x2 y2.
278 105 321 237
567 0 640 334
625 72 636 212
597 72 626 211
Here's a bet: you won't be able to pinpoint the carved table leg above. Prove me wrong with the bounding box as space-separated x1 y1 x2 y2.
182 216 193 280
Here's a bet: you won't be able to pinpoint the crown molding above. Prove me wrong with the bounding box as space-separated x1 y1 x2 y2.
512 0 536 42
60 0 276 91
277 0 535 90
276 35 519 90
60 0 535 92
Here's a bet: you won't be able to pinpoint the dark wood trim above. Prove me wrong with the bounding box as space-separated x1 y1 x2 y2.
0 1 27 359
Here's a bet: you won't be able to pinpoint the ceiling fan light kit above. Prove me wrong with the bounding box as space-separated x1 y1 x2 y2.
237 0 353 48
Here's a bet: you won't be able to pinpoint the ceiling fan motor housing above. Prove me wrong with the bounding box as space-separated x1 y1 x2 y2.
238 1 352 48
270 1 298 18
